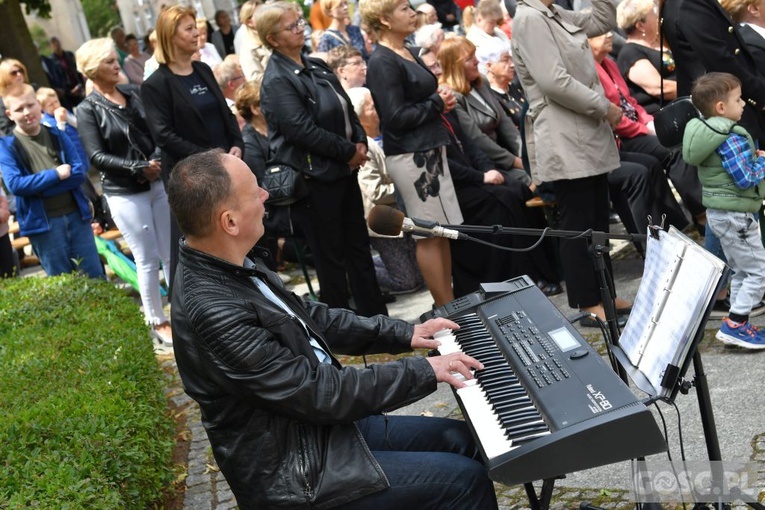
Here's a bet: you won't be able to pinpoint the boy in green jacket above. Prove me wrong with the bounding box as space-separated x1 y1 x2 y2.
683 72 765 349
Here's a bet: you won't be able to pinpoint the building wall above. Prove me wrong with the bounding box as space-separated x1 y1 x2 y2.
23 0 91 53
115 0 239 38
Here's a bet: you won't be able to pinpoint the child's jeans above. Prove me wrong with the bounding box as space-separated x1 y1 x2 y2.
707 208 765 316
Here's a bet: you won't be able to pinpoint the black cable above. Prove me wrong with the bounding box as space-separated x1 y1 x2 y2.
656 398 690 509
460 229 551 253
571 313 619 371
458 226 597 253
664 396 687 462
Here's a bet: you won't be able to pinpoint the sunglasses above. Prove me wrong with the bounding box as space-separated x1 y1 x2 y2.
10 69 24 77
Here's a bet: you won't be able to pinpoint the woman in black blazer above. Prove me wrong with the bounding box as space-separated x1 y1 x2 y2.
258 2 388 317
141 4 243 288
362 0 464 308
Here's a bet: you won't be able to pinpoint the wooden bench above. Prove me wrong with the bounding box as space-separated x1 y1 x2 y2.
8 220 125 261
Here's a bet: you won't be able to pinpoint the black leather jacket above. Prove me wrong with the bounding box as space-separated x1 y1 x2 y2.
172 241 437 509
75 85 156 195
261 51 367 182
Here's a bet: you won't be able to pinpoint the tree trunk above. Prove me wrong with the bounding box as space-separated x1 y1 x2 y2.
0 0 49 88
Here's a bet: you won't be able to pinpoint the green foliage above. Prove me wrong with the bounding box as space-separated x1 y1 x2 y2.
0 275 175 508
81 0 121 38
28 24 50 56
17 0 53 18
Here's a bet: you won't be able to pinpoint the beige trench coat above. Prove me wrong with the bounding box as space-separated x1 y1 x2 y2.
511 0 620 184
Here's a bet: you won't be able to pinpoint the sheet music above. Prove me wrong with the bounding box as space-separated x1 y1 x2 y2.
618 227 725 397
618 229 686 366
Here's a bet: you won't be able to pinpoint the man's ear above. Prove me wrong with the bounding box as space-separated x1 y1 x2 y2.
219 208 240 236
713 100 726 116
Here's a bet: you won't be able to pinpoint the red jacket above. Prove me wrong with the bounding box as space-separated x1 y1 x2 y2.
596 57 653 142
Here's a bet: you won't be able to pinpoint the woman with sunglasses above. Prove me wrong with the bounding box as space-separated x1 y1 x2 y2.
258 2 388 317
0 59 29 136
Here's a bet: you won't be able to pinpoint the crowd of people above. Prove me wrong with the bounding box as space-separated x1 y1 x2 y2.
5 0 765 506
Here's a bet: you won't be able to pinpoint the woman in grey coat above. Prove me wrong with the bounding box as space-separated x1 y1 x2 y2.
512 0 631 322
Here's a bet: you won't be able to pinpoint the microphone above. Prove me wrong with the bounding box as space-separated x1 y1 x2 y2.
367 205 467 240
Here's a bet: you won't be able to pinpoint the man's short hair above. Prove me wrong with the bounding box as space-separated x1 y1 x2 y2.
326 45 363 72
214 9 228 26
475 0 503 22
167 149 233 238
213 58 242 88
691 72 742 119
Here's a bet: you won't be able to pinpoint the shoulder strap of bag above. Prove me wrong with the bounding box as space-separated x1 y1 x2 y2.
659 0 665 108
325 30 350 46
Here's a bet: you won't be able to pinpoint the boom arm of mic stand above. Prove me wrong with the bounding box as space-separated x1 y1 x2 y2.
442 223 648 244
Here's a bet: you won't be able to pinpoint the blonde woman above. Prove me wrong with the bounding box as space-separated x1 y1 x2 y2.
75 38 172 345
438 37 527 185
317 0 369 59
141 4 243 287
362 0 463 307
615 0 674 114
721 0 765 73
0 59 28 136
197 17 223 67
236 0 271 79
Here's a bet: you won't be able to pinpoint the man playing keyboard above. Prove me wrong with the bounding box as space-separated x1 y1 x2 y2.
167 149 499 510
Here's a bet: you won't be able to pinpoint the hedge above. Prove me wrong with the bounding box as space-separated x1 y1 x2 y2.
0 275 175 508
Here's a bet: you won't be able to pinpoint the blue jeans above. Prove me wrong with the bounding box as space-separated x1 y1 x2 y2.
28 211 104 279
707 209 765 316
331 415 498 510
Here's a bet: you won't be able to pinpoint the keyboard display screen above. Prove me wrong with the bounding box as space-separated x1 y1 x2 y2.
548 327 580 352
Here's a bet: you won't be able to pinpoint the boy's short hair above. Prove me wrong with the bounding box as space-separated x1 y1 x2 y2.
2 83 35 105
36 87 58 104
691 72 742 118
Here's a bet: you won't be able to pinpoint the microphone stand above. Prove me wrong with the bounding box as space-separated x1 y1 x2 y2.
442 222 645 368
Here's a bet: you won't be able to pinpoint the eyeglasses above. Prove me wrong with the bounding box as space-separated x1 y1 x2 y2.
281 18 305 34
10 69 24 77
344 59 366 68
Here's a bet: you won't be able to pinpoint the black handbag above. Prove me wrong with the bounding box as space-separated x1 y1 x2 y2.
260 164 309 206
655 1 700 149
653 97 700 149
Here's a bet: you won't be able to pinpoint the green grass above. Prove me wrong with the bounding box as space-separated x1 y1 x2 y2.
0 275 175 508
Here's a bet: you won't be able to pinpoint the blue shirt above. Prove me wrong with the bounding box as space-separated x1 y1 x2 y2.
717 133 765 189
245 258 330 363
317 25 369 61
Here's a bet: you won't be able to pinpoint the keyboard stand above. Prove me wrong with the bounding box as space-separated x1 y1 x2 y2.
523 478 557 510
